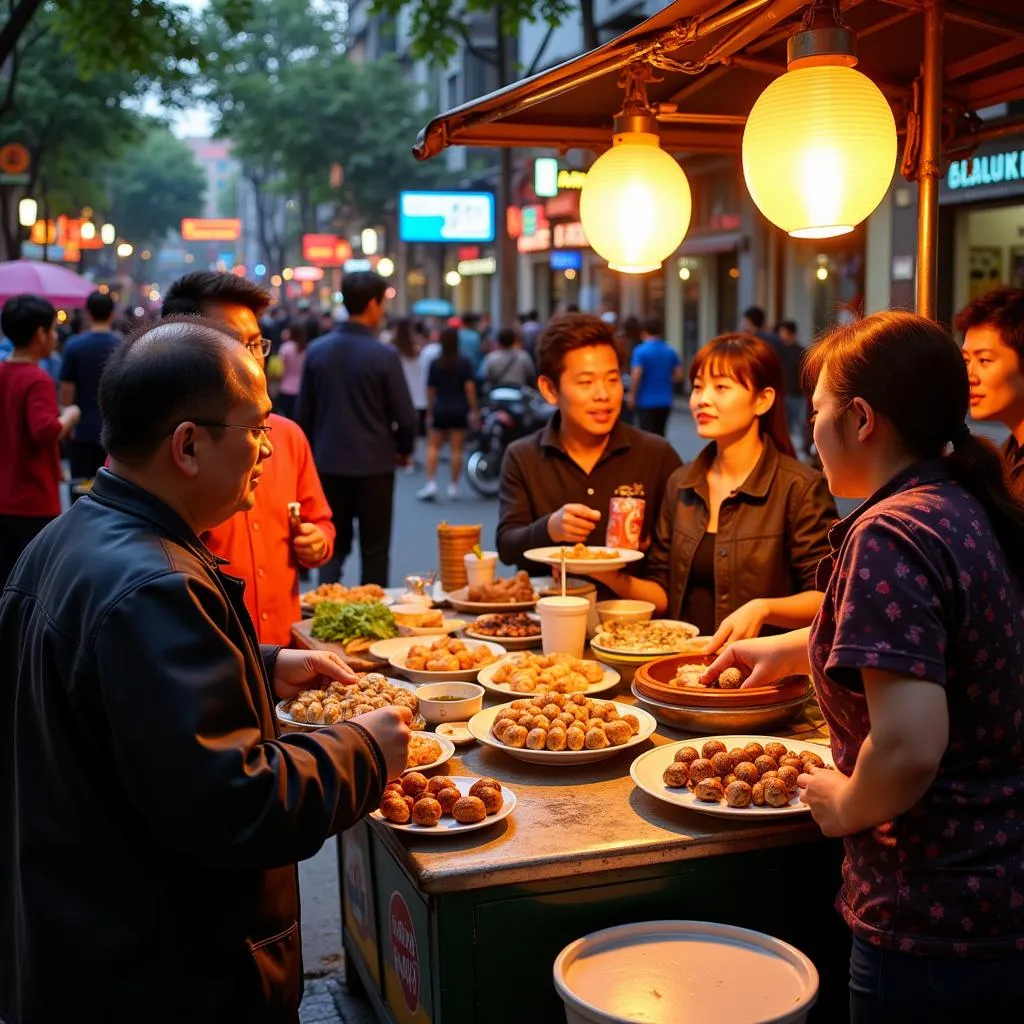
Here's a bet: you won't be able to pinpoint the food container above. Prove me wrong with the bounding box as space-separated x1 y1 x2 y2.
631 685 810 734
437 523 482 593
553 920 818 1024
464 549 498 587
536 595 590 658
595 600 655 624
414 682 485 724
541 577 599 636
605 486 645 550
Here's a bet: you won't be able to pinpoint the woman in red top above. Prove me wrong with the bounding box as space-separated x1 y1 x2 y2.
0 294 80 587
709 313 1024 1022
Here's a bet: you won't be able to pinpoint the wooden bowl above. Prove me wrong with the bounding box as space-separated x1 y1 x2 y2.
633 653 810 708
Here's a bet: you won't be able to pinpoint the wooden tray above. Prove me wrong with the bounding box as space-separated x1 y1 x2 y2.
289 619 390 673
633 653 810 708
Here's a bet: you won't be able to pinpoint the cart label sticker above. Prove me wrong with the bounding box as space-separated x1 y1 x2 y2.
389 891 420 1013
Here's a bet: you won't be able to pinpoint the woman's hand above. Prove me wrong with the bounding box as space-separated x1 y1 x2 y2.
798 766 853 837
705 599 769 651
702 629 809 688
273 649 359 700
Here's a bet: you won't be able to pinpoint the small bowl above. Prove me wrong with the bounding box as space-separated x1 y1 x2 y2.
414 682 485 724
595 599 655 624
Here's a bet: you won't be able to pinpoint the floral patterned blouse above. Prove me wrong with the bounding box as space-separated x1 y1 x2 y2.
810 460 1024 956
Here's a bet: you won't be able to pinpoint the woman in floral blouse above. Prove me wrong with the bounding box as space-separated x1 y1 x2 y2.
708 311 1024 1022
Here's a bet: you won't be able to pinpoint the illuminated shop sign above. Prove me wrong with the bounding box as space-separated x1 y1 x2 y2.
947 150 1024 190
557 169 587 190
550 250 581 271
457 257 496 276
399 191 495 243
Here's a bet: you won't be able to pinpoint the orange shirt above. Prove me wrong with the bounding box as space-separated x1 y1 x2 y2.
204 414 334 645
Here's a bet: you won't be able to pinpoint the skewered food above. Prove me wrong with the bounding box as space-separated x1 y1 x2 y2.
488 651 605 694
404 636 497 672
467 571 536 603
281 673 418 725
489 692 640 750
470 613 541 638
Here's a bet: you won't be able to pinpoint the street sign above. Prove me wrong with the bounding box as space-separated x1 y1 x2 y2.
0 143 30 185
181 218 242 242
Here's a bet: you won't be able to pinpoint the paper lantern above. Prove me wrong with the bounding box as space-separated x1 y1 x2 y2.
580 132 692 274
742 64 896 239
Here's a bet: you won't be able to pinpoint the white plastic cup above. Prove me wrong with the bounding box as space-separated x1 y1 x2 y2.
464 550 498 588
536 595 590 658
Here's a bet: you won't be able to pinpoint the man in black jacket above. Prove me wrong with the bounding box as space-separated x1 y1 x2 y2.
0 316 411 1024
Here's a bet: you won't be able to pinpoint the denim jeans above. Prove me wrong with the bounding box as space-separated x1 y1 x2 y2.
849 934 1024 1023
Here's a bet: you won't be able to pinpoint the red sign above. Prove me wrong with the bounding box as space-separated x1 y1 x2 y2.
302 233 353 267
389 892 420 1014
181 218 242 242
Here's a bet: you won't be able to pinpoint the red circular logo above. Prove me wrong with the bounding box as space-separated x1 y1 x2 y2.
389 892 420 1013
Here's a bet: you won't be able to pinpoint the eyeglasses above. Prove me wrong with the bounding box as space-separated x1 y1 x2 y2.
245 337 273 358
192 421 274 442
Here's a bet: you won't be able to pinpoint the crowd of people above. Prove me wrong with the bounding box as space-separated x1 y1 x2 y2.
2 268 1024 1021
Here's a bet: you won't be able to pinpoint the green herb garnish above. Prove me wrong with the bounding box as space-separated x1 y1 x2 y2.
310 601 398 645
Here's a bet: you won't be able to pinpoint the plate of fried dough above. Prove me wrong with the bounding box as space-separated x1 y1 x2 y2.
371 775 517 834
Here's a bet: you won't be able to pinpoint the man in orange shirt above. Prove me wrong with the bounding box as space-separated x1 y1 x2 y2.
163 273 335 644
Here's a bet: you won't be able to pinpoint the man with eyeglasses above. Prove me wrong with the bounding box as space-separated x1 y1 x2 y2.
162 272 335 645
0 316 411 1022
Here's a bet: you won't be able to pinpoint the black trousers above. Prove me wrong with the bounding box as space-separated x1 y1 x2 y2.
319 471 395 587
0 514 53 589
637 406 671 437
68 440 107 481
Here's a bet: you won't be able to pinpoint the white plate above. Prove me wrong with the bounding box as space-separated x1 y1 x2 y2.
275 676 423 732
435 721 475 746
467 700 657 765
368 635 507 684
404 732 456 774
629 734 836 820
523 546 645 575
445 585 539 614
399 618 467 637
371 776 516 835
476 655 621 698
590 620 705 658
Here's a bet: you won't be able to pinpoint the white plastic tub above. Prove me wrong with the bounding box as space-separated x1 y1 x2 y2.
553 920 818 1024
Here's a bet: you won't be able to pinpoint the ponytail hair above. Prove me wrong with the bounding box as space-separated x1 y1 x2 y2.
803 311 1024 577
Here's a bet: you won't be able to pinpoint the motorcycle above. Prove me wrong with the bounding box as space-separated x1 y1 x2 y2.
465 386 555 498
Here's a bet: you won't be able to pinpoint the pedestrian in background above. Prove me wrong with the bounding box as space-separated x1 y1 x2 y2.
480 326 535 394
458 311 483 374
0 294 80 587
299 271 416 586
59 289 122 481
774 319 809 456
276 319 309 420
391 317 427 471
628 315 681 436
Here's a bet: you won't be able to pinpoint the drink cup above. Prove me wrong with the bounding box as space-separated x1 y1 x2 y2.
536 595 590 658
464 550 497 588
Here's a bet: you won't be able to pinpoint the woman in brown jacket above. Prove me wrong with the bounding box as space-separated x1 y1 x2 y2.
603 333 836 648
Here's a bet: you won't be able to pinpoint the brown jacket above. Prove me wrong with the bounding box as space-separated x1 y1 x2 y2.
646 438 837 628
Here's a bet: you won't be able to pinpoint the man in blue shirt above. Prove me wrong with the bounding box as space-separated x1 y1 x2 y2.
59 290 121 480
298 271 416 586
627 315 681 437
457 312 482 374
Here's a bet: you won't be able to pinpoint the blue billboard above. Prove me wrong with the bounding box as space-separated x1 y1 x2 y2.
550 249 582 271
399 191 495 244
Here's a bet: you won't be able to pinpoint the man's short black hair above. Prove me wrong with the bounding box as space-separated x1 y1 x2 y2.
341 271 387 316
161 272 270 318
85 290 115 323
497 327 518 349
743 306 766 329
642 315 664 337
775 319 798 335
100 316 249 463
537 313 619 383
1 294 56 348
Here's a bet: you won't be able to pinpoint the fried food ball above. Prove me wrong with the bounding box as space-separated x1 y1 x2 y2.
436 786 460 815
566 726 586 751
412 797 442 826
663 762 689 788
754 755 779 776
503 725 528 748
605 720 633 746
725 780 753 808
744 742 765 760
452 796 487 824
800 750 826 770
427 776 458 796
323 703 343 725
546 727 567 751
734 762 760 785
710 751 735 777
305 701 324 724
526 727 548 750
777 765 800 793
751 781 766 806
763 777 790 807
694 778 725 803
585 718 605 733
688 758 717 784
469 777 501 798
380 795 411 823
542 703 561 719
383 780 404 796
723 773 738 787
764 741 788 762
622 714 641 736
674 746 700 765
492 718 516 742
473 786 503 814
532 715 552 731
584 726 609 750
701 739 727 759
718 667 744 689
402 772 429 798
779 754 805 771
760 770 780 781
728 748 748 767
403 794 416 815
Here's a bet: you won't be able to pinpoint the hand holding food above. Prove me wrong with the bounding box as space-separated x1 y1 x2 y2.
281 672 419 724
705 598 770 651
273 649 359 700
701 633 804 689
292 522 329 565
354 706 413 781
547 503 602 544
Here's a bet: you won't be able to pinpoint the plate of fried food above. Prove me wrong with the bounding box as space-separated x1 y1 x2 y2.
464 612 543 650
373 774 516 835
369 634 506 684
301 582 393 615
523 544 645 575
591 620 703 658
275 672 424 731
468 693 657 765
477 651 620 697
445 571 539 613
630 735 835 819
404 732 456 773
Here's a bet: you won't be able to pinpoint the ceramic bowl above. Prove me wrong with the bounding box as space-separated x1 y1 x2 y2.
414 682 485 724
594 599 656 624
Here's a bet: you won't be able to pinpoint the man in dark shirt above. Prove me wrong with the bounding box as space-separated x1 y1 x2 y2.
298 271 416 586
497 313 681 573
774 319 809 455
956 286 1024 494
59 290 121 480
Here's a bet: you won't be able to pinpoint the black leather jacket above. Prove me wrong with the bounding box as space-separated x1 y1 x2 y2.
0 471 386 1024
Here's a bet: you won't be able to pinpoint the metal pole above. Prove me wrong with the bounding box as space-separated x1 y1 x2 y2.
916 0 943 319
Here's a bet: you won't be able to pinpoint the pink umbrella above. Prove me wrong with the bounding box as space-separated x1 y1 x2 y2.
0 259 96 308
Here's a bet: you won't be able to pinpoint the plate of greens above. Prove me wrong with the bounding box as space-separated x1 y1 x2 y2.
309 601 399 654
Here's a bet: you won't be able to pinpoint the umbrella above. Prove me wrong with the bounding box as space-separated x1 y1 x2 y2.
411 298 455 317
0 259 96 308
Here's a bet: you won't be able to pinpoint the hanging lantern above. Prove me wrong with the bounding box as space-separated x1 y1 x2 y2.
741 3 896 239
580 67 692 274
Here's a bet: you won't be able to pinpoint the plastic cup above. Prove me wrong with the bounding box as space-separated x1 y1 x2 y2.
464 550 497 588
536 595 590 658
